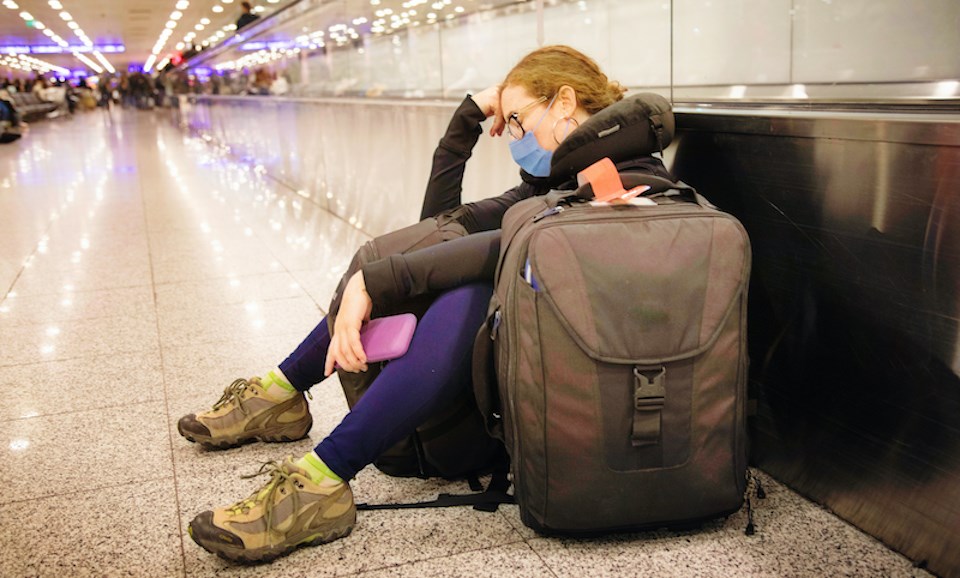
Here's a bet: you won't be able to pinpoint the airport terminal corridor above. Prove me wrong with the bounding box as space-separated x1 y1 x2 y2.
0 109 934 577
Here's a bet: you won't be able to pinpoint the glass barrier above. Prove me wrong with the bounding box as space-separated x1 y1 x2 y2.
176 0 960 108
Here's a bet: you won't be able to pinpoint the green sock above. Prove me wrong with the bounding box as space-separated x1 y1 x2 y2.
260 368 296 400
295 451 344 484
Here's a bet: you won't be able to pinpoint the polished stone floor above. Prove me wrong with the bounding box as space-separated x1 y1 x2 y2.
0 109 932 577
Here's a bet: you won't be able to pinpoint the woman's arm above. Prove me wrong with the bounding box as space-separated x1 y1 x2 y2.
324 231 502 375
363 230 501 305
325 271 374 376
420 86 506 220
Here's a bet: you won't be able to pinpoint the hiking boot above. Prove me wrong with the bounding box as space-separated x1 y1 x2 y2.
188 457 356 563
178 377 312 450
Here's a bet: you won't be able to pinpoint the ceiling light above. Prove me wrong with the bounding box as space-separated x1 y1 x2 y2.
67 21 78 29
200 17 210 24
33 21 45 29
18 11 33 19
59 11 72 20
170 10 182 19
195 24 204 30
166 20 177 28
72 51 102 73
175 42 184 49
93 50 115 73
42 28 54 36
48 0 62 8
212 4 223 12
176 0 189 9
3 1 20 10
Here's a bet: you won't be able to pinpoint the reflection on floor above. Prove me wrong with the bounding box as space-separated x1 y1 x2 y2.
0 109 931 577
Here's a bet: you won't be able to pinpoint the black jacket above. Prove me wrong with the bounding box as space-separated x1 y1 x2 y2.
236 12 260 30
363 93 675 307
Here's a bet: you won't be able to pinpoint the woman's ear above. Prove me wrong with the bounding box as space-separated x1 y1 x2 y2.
556 85 578 117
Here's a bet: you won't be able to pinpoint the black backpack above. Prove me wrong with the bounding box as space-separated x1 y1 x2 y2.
327 212 508 481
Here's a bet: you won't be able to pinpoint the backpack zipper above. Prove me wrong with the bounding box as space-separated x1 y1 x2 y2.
532 205 564 223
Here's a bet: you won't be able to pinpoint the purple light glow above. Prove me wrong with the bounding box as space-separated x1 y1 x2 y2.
0 44 126 55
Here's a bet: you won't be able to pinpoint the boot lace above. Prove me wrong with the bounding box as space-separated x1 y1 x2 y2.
212 378 256 415
230 460 308 540
211 377 311 415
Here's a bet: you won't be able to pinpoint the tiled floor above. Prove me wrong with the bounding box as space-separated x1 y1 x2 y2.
0 109 932 577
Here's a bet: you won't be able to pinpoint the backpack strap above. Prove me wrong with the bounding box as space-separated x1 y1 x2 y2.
566 158 716 210
618 173 716 209
355 471 514 513
472 296 505 442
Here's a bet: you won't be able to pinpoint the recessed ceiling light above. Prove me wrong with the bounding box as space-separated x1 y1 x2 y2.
200 17 210 24
212 5 223 12
59 11 72 20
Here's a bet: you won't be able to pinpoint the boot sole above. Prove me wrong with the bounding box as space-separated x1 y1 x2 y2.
189 510 356 564
178 415 313 450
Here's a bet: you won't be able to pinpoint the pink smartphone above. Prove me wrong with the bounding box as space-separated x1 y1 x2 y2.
359 313 418 363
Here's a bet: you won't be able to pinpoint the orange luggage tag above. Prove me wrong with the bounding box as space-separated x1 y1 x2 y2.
577 158 651 205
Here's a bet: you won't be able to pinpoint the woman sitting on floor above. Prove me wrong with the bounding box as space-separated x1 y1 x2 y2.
180 45 675 563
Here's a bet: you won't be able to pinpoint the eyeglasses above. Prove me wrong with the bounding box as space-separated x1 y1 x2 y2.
506 95 548 140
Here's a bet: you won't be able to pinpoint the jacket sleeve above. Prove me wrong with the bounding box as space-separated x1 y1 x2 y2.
419 96 489 220
362 230 501 306
453 181 540 233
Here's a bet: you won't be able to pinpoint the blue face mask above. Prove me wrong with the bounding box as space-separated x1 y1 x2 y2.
509 95 557 177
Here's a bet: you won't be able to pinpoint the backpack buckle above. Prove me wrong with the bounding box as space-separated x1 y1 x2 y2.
632 366 665 446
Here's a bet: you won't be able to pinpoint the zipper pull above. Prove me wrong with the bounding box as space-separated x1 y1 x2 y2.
490 310 501 340
532 205 564 223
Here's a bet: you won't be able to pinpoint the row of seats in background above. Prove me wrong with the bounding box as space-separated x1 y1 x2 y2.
0 91 60 144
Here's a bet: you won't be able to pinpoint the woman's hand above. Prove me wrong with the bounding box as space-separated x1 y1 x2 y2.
470 84 506 138
324 271 374 376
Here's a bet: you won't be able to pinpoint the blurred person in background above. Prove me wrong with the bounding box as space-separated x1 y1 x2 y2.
236 1 260 30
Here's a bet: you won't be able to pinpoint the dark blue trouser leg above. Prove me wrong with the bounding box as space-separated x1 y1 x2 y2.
314 283 492 480
278 317 331 392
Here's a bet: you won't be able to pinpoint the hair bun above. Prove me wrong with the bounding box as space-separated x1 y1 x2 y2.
608 80 627 100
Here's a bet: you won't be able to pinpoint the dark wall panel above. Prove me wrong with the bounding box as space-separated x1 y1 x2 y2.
671 111 960 578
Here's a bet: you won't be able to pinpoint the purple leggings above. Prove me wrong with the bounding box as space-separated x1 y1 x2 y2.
278 283 492 480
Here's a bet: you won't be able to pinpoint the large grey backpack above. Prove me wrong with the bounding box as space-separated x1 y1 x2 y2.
473 173 752 533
